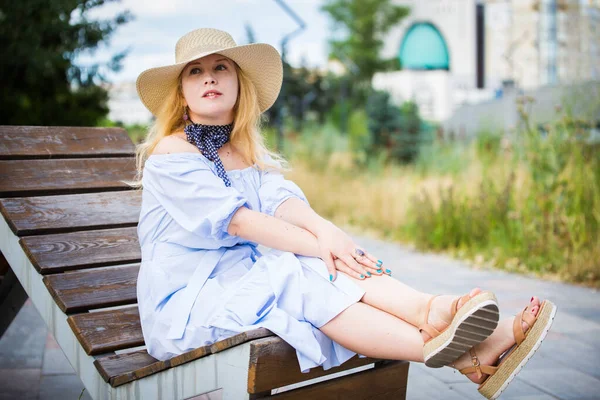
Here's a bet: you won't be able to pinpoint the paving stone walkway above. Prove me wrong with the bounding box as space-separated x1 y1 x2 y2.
1 235 599 399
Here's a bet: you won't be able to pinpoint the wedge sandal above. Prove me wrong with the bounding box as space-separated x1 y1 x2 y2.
459 300 557 399
422 291 500 368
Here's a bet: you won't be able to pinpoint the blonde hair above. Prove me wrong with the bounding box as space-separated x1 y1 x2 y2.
129 62 284 188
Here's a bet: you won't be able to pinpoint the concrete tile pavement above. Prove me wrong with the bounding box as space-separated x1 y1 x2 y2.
356 235 600 400
1 235 599 399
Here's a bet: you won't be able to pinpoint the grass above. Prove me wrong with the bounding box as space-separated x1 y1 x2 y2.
285 103 600 287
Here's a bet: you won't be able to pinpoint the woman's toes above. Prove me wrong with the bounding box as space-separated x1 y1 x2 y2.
456 288 483 310
522 297 541 332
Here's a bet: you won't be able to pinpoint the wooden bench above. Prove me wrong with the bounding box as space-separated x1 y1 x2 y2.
0 125 409 399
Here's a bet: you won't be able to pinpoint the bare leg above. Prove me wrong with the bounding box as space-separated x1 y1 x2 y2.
319 301 425 362
341 272 481 334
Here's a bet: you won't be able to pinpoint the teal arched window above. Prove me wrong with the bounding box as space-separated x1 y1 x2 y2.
399 22 450 70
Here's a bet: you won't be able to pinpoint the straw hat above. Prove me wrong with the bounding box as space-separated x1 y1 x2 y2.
136 28 283 116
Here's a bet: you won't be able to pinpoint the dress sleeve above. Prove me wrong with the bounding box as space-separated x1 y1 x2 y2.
258 160 309 216
143 155 248 241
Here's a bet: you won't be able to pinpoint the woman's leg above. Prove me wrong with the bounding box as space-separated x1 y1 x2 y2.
340 272 481 335
321 296 543 386
319 301 425 362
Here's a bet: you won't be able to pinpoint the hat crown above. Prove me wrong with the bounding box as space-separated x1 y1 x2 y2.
175 28 237 63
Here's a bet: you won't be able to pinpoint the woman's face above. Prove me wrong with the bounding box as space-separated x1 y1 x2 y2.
181 53 238 125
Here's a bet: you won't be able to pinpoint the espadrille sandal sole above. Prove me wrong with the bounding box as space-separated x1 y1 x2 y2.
424 291 500 368
478 300 557 399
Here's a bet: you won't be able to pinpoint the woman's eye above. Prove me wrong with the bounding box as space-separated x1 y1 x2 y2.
190 67 201 75
215 64 227 71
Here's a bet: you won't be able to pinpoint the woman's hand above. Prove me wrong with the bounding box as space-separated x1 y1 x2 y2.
315 221 384 281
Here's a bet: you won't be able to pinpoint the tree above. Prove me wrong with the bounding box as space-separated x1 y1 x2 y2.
0 0 132 126
366 90 425 163
321 0 409 84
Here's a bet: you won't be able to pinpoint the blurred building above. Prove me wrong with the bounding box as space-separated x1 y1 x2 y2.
104 82 153 125
373 0 600 122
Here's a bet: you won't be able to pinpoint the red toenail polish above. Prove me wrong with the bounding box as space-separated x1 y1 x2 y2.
530 297 534 302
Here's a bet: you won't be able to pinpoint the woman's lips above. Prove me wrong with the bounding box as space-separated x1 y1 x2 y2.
203 90 222 99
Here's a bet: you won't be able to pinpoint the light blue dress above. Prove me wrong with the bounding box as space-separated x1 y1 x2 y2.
136 152 366 372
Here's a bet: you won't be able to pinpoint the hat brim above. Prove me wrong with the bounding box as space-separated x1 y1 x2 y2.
136 43 283 116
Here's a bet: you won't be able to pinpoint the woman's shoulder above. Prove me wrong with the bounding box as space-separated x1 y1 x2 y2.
152 132 199 156
144 133 212 175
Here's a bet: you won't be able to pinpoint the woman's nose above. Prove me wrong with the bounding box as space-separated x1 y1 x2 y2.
204 73 217 85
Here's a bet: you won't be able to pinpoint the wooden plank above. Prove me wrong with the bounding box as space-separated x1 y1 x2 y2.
94 328 274 387
261 361 409 400
0 190 141 236
248 336 382 394
20 227 140 274
43 264 139 313
67 306 143 355
0 126 135 159
0 158 137 197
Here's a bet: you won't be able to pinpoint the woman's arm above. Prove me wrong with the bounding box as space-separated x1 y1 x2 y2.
274 198 383 279
273 197 332 236
228 206 322 258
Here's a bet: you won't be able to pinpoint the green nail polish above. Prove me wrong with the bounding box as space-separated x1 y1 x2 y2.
330 274 333 281
377 269 382 273
366 272 372 277
360 274 365 279
386 269 391 274
377 259 383 264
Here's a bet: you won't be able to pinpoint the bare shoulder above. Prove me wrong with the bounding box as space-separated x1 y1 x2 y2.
152 132 199 155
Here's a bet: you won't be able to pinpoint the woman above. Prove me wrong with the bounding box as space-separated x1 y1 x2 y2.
134 28 555 399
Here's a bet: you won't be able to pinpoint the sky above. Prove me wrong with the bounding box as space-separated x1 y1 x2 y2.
82 0 335 83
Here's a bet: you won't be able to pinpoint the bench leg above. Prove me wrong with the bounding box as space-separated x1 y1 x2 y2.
0 254 28 338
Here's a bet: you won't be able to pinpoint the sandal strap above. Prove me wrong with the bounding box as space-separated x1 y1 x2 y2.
513 304 538 346
419 295 441 341
451 293 471 318
458 349 499 380
419 324 442 339
422 295 438 327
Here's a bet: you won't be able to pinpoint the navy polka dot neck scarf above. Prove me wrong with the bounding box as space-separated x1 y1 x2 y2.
184 122 234 187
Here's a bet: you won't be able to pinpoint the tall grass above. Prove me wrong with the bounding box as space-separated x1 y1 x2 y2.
286 100 600 286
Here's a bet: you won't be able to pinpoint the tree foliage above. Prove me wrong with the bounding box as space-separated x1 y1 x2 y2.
0 0 132 125
321 0 409 83
366 91 425 162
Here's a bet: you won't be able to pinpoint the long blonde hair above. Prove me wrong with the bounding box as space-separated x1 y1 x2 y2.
130 62 284 188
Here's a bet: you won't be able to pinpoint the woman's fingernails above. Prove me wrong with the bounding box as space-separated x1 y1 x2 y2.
330 274 333 282
366 272 372 277
377 269 382 273
385 269 391 274
360 274 365 279
377 260 383 265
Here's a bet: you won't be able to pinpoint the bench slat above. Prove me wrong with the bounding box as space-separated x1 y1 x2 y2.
44 264 139 313
260 361 409 399
94 328 274 387
67 306 143 355
247 337 381 394
21 227 140 274
0 191 141 236
0 158 136 197
0 126 135 159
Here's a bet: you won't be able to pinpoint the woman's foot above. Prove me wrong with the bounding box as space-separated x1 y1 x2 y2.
420 287 483 343
453 296 542 384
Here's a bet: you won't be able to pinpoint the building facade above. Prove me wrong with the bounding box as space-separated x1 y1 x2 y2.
373 0 600 122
